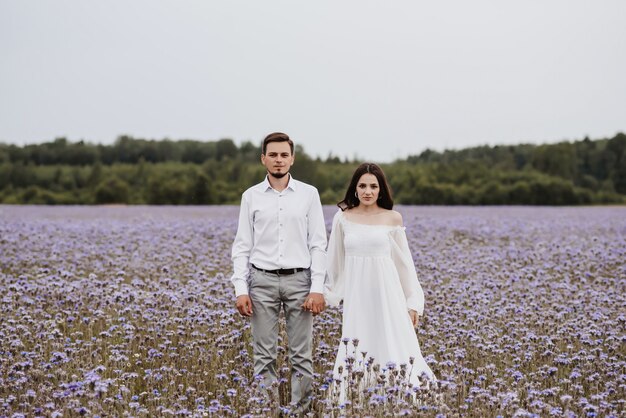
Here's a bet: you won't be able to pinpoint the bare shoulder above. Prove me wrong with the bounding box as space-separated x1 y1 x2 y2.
390 210 403 226
382 209 403 226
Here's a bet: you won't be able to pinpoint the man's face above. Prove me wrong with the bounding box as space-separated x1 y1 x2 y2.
261 141 294 179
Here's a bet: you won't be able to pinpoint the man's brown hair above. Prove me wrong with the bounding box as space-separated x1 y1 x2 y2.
262 132 294 155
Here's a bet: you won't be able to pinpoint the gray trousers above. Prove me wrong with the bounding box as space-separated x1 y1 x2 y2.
248 267 313 410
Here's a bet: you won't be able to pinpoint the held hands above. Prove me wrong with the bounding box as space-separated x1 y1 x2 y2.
236 295 253 317
302 292 326 315
409 309 420 327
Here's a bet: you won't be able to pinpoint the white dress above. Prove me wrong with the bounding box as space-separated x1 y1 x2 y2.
325 210 435 396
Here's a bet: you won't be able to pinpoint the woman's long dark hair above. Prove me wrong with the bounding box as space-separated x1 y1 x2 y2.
337 163 394 211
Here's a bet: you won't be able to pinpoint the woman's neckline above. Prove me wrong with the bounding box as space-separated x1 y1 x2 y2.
341 212 401 228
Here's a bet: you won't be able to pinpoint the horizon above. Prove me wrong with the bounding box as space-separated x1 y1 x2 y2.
1 130 622 164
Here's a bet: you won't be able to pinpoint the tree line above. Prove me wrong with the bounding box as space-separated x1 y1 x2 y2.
0 133 624 205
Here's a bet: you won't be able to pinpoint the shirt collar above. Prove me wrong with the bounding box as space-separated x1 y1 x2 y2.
261 173 297 192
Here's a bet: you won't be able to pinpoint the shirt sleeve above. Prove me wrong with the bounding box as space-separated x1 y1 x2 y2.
231 193 253 297
324 210 345 307
389 226 425 315
307 188 328 294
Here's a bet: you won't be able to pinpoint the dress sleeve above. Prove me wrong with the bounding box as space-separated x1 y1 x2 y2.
324 210 345 307
389 227 425 315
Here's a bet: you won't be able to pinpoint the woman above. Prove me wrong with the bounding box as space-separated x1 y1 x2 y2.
324 162 435 399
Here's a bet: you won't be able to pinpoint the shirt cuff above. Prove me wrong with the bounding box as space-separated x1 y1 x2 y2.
309 277 325 294
233 278 248 297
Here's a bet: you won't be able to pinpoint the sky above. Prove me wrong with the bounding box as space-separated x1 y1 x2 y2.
1 1 625 162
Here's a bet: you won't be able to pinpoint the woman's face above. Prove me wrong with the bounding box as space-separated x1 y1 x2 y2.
356 173 380 206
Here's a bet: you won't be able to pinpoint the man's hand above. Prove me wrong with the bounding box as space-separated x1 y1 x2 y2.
302 292 326 315
236 295 253 317
409 309 420 327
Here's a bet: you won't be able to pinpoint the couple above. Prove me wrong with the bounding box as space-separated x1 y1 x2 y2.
231 132 435 412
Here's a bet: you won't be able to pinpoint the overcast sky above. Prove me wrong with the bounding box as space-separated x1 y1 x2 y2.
1 1 625 162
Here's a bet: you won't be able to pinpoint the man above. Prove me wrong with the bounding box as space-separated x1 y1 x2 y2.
231 132 327 412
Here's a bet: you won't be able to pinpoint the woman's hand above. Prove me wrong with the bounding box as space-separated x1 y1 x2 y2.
409 309 419 327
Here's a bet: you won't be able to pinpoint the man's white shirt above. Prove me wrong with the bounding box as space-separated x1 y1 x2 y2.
231 175 327 297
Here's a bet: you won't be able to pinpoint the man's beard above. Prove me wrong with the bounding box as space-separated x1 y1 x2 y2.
268 170 288 179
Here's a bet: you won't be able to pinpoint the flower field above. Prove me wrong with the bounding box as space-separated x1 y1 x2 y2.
1 205 624 417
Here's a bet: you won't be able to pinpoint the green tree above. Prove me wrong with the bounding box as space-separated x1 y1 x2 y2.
187 172 214 204
216 139 238 161
95 177 131 204
607 133 626 193
88 162 103 187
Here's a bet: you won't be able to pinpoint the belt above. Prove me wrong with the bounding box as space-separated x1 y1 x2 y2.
252 264 306 275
